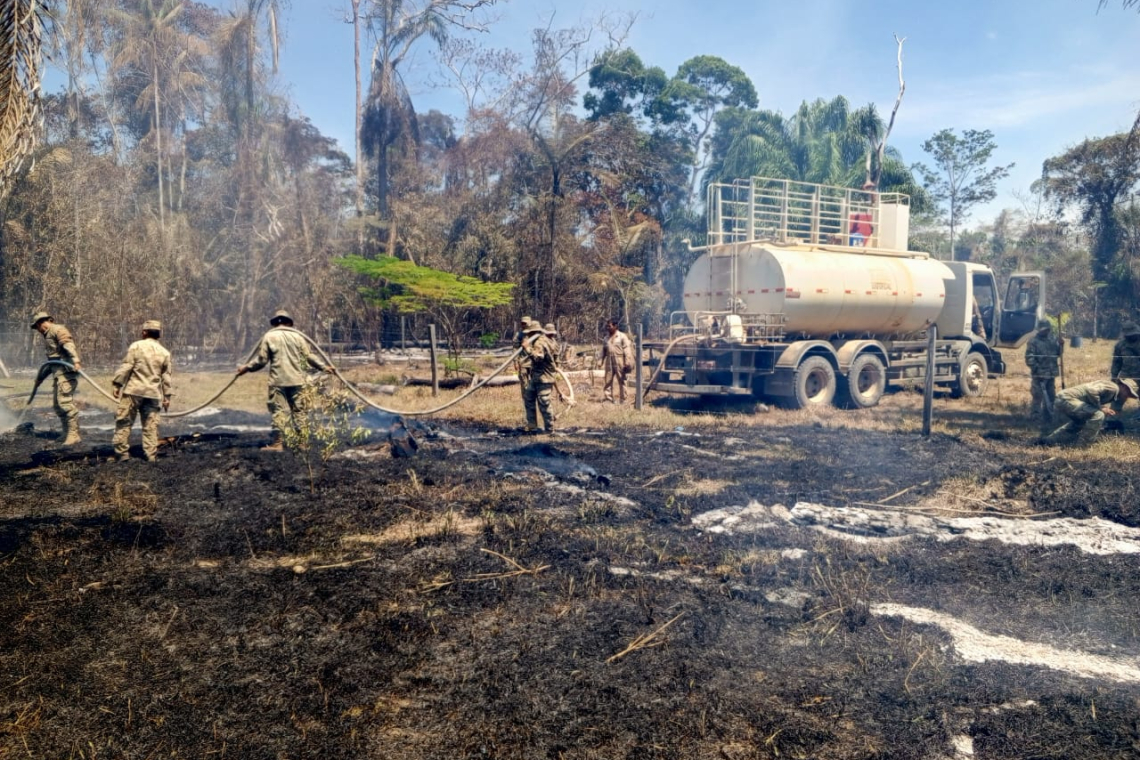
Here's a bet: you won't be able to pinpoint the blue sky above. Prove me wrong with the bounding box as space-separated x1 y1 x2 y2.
62 1 1140 225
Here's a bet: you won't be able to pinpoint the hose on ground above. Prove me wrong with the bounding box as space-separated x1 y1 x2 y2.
19 329 577 421
280 328 576 419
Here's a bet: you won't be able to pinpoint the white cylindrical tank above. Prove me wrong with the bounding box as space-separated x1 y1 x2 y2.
682 244 954 336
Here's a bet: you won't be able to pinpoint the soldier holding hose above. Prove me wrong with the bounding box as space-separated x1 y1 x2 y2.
112 320 172 462
30 311 83 445
237 310 335 451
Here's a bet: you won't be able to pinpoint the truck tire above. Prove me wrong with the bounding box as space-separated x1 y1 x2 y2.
950 351 988 398
790 356 837 409
840 354 886 409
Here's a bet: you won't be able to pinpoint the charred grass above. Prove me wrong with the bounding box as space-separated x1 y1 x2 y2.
3 340 1140 758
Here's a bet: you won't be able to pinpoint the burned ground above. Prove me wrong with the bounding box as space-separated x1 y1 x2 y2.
3 401 1140 759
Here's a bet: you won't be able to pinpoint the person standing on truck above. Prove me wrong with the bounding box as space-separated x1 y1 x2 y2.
600 319 633 404
30 311 83 445
1025 318 1063 435
848 182 876 246
236 309 335 451
1043 377 1138 445
112 320 173 463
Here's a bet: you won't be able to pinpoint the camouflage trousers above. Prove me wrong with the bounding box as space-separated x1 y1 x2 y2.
52 368 79 425
269 385 310 442
1029 376 1056 434
1045 395 1104 444
113 395 162 458
523 380 554 430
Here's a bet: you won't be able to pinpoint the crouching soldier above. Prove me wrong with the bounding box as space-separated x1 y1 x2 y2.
113 320 173 462
1043 377 1138 446
1025 318 1062 435
236 310 335 451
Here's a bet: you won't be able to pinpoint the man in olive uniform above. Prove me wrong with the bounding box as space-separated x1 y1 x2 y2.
600 319 634 403
31 312 83 444
112 320 173 462
1025 318 1063 435
1043 377 1138 445
237 310 335 451
521 319 558 432
1109 321 1140 419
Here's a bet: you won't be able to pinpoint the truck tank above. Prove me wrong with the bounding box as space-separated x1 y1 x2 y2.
682 244 955 337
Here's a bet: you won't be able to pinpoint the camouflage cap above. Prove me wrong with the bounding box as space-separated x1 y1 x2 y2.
543 323 557 335
143 319 162 332
30 311 51 327
1117 378 1139 397
520 315 532 324
1036 319 1052 331
270 309 294 325
1123 321 1140 336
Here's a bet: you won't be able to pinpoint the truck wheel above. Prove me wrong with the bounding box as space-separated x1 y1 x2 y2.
840 354 886 409
791 356 837 409
950 351 988 398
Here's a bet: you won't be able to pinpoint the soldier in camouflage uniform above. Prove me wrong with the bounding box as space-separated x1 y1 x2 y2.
31 312 83 445
514 316 533 406
237 310 335 451
1043 377 1138 445
521 319 558 432
1025 318 1063 434
112 320 173 462
1109 321 1140 418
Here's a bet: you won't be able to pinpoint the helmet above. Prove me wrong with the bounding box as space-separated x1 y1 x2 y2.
143 319 162 332
30 311 51 328
270 309 294 326
1123 321 1140 337
544 323 557 336
1036 319 1052 331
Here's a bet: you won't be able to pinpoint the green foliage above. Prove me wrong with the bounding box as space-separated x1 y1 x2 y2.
338 255 515 312
283 383 369 494
478 332 500 349
912 128 1013 253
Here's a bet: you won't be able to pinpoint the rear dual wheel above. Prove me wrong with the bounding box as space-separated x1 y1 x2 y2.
839 354 886 409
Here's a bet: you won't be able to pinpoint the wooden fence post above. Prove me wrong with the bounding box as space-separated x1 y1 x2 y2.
429 324 439 397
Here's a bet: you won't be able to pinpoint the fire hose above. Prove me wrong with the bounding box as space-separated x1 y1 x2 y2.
17 328 576 421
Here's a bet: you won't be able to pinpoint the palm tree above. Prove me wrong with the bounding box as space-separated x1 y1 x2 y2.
110 0 207 231
0 0 49 197
705 95 924 204
360 0 448 227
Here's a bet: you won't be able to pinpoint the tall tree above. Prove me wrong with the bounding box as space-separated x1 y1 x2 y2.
912 128 1012 257
1041 132 1140 295
361 0 499 260
667 55 757 206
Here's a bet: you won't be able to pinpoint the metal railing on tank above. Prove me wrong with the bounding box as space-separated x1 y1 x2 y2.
707 176 908 249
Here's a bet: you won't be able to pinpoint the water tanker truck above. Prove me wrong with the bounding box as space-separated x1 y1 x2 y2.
647 177 1045 408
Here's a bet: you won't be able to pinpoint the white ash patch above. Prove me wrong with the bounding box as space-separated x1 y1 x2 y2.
873 603 1140 684
692 500 1140 556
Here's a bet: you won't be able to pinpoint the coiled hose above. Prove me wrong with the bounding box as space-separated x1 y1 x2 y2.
19 328 577 420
